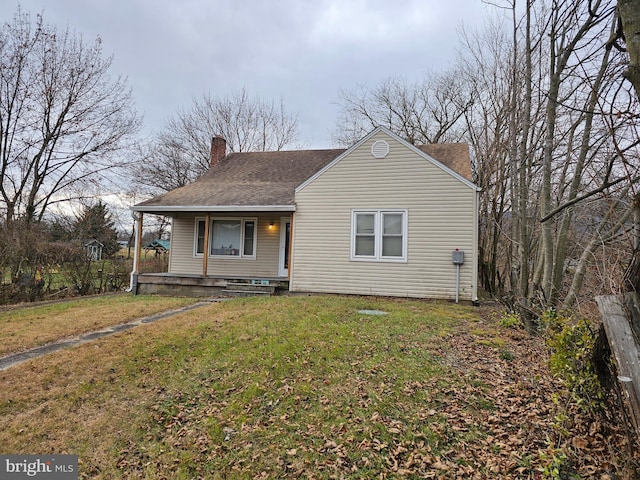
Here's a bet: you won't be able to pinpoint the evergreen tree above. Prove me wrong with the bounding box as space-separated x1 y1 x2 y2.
74 202 119 257
48 217 73 242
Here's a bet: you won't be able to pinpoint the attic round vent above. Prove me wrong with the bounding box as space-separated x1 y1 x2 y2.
371 140 390 159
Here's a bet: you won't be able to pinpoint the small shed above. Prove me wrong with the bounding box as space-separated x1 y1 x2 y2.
84 239 104 261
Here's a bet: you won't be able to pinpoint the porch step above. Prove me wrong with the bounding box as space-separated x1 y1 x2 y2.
224 283 276 297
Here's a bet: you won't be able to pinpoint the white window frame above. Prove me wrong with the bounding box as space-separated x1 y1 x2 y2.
350 209 408 262
194 218 207 256
194 217 257 259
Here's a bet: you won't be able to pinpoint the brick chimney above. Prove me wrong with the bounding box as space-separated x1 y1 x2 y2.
210 136 226 168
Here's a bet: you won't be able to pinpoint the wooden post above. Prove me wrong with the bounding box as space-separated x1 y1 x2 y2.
596 295 640 441
202 213 210 276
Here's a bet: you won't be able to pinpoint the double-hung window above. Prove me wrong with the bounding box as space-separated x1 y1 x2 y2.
351 210 407 262
194 217 257 258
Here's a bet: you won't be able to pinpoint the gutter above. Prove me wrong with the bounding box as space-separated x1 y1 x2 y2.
130 204 296 213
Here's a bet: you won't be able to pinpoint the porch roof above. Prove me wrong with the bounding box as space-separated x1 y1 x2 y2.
132 149 344 214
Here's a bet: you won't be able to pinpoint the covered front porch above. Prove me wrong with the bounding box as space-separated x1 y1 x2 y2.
129 210 293 297
132 272 289 297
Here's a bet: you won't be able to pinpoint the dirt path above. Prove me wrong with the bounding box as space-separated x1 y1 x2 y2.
0 299 224 370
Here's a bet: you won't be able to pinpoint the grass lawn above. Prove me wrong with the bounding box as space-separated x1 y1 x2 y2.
0 294 199 356
0 295 628 478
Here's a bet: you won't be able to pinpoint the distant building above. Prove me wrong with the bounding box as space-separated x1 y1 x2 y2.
143 239 170 255
83 239 104 261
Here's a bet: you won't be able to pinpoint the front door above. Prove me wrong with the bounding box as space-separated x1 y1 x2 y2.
278 217 290 278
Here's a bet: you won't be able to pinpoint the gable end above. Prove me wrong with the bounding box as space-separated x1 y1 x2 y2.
295 126 479 194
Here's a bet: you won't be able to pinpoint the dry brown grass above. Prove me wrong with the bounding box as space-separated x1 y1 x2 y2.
0 294 198 356
0 299 238 476
0 302 211 459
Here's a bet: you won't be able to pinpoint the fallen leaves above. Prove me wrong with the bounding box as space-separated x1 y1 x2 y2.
111 301 639 479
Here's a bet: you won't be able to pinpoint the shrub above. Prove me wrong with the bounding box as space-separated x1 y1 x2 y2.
540 310 604 413
499 310 523 329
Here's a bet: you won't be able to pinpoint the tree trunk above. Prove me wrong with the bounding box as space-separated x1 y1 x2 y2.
514 0 536 327
624 193 640 292
541 52 560 307
552 41 612 300
619 0 640 98
617 1 640 344
563 196 633 309
509 0 521 298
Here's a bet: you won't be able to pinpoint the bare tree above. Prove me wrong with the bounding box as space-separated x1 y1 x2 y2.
471 0 640 313
452 0 638 313
562 189 635 308
608 0 640 293
525 0 640 310
333 69 473 147
538 0 613 306
0 7 141 223
137 87 299 193
459 17 513 296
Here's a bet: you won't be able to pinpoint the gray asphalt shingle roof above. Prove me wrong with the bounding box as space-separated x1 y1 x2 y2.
134 143 472 214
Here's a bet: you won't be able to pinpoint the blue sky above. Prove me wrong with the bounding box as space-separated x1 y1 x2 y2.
10 0 490 149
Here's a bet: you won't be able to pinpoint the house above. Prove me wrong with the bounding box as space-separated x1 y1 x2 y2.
130 126 480 301
84 239 104 261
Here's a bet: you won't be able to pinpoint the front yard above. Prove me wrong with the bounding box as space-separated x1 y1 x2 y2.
0 295 635 478
0 294 198 356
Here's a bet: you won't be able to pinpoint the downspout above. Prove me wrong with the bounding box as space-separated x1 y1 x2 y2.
127 212 143 293
473 189 480 303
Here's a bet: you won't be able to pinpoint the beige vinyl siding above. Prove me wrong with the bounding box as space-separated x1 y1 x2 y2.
169 212 284 277
291 131 478 300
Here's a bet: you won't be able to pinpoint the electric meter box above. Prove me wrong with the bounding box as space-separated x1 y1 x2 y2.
452 250 465 265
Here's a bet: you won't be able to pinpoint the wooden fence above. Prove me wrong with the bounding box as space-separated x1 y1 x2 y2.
596 293 640 441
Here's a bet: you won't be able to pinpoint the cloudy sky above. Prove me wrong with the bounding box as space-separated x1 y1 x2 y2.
10 0 490 148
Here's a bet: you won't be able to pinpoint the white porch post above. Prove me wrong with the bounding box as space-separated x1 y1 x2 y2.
128 212 143 292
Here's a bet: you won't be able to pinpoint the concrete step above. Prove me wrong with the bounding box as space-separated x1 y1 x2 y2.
224 282 276 296
224 289 273 297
